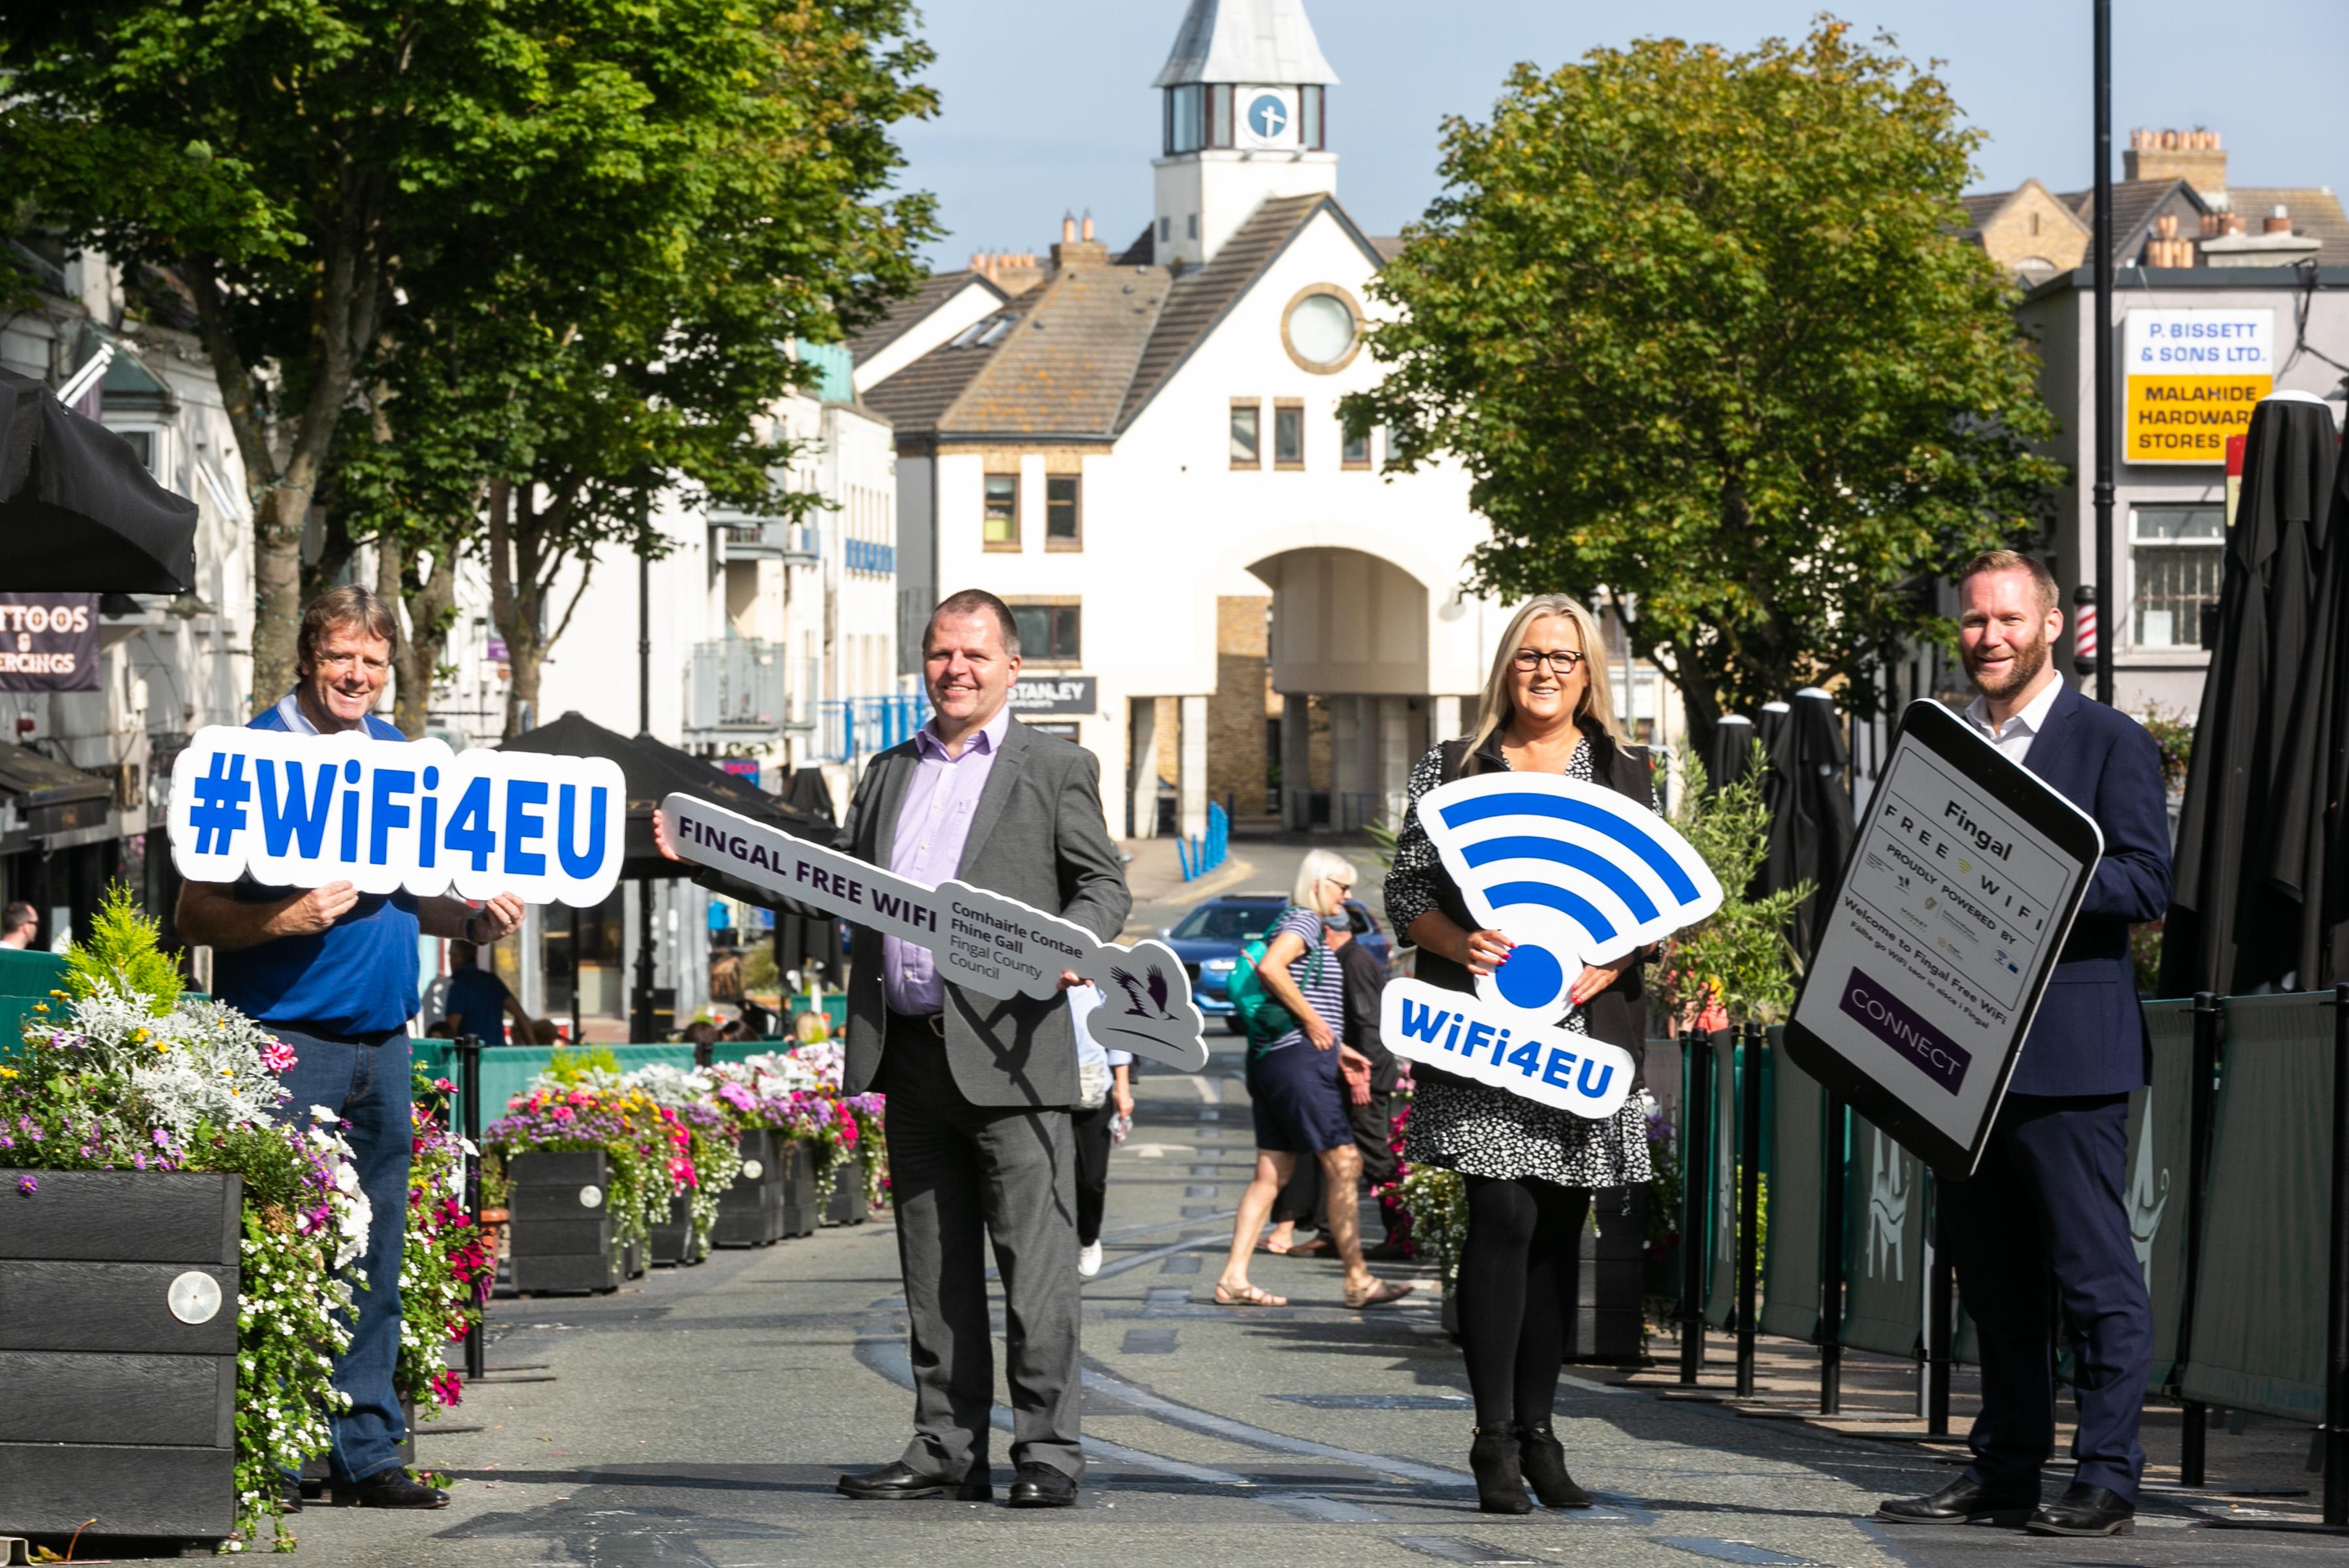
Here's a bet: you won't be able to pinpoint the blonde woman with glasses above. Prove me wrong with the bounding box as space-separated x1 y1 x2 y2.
1383 595 1657 1514
1214 849 1411 1311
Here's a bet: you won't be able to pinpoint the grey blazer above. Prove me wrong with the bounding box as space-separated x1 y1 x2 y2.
831 719 1130 1107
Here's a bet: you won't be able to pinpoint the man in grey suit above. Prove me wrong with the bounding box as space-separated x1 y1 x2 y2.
670 589 1128 1508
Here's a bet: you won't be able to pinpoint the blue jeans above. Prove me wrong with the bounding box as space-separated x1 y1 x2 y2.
265 1024 414 1486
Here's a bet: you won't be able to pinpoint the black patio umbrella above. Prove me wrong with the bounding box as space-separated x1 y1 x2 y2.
501 711 827 1039
2162 395 2340 996
774 766 845 985
2263 419 2349 989
1708 713 1758 791
1756 700 1801 899
1786 688 1857 957
0 366 197 592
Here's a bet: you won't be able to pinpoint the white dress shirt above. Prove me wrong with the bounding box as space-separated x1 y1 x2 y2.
1962 672 2064 765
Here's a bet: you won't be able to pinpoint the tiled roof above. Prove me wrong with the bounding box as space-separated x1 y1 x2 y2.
2228 187 2349 266
845 270 1004 367
1955 190 2012 240
2055 178 2208 263
944 264 1175 437
866 193 1388 441
1370 235 1407 264
1113 226 1157 267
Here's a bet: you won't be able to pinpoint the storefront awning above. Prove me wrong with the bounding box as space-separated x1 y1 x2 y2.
0 742 117 851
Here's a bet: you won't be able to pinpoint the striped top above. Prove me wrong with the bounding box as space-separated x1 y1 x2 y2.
1262 904 1345 1054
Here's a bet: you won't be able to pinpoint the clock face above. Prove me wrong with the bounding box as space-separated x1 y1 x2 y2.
1237 86 1298 150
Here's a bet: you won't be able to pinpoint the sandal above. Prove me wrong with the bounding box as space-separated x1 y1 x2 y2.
1214 1281 1288 1307
1254 1238 1292 1255
1343 1279 1415 1310
1287 1236 1333 1258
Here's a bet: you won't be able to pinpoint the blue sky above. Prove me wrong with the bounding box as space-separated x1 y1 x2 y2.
895 1 2349 265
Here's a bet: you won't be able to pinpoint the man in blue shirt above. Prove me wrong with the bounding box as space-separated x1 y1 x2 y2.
176 586 523 1511
443 938 539 1046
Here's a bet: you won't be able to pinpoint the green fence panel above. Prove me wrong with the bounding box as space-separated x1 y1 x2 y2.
0 947 69 1060
2180 992 2337 1421
1760 1029 1824 1343
1841 1107 1925 1357
2133 1000 2199 1388
421 1040 796 1139
1705 1031 1737 1330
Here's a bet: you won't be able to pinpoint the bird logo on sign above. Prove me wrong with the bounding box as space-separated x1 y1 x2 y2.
1247 92 1289 139
1417 773 1723 1019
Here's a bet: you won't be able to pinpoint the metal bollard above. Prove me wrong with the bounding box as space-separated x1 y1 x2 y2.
1735 1021 1762 1399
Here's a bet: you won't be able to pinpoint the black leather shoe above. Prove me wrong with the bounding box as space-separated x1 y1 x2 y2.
1469 1426 1531 1514
1005 1462 1078 1509
1513 1422 1593 1509
277 1475 304 1514
2024 1482 2135 1537
330 1469 449 1509
1875 1477 2036 1526
835 1462 991 1501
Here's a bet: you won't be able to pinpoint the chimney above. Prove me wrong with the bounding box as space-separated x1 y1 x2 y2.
971 250 1047 295
2124 126 2228 204
1049 206 1110 270
2263 204 2293 235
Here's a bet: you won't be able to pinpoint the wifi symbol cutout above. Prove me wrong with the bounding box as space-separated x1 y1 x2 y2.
1419 773 1724 1019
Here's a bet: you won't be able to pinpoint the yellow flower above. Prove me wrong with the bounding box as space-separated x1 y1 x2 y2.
0 1066 16 1079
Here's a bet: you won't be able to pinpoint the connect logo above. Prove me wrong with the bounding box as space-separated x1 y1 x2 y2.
1838 969 1971 1095
1419 774 1722 1018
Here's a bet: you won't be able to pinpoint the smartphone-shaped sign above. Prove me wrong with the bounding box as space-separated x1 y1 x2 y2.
1783 700 2102 1175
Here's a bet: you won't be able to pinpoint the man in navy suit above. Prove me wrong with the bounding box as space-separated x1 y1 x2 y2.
1879 551 2171 1539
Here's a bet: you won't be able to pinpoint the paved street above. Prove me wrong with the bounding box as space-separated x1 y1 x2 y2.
139 1035 2327 1568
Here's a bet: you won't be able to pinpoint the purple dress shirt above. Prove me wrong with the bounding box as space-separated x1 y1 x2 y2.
881 705 1012 1015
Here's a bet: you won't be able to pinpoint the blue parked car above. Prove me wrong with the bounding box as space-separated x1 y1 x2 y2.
1160 892 1394 1034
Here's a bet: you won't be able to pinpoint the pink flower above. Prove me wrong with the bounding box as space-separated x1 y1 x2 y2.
260 1040 299 1073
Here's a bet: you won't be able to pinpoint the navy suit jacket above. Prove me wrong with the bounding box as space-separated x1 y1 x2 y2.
2009 681 2173 1098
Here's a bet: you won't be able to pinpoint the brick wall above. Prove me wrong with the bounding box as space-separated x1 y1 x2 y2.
1207 596 1272 818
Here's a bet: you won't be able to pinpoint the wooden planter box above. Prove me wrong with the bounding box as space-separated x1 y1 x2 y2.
0 1170 242 1543
780 1138 819 1239
505 1152 619 1296
1564 1184 1648 1364
823 1161 868 1227
648 1193 706 1267
713 1130 784 1248
621 1236 644 1279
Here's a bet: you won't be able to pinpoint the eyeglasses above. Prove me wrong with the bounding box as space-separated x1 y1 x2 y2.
1511 648 1586 676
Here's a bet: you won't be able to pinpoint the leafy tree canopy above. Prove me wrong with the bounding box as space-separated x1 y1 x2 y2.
1345 20 2061 746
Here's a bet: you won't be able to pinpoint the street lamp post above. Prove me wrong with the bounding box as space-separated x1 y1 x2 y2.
2091 0 2116 706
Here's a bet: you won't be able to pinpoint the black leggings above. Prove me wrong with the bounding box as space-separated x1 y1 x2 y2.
1456 1175 1592 1429
1072 1100 1118 1247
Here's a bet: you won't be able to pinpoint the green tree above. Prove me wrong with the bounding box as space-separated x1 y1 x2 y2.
1345 21 2060 753
1 0 934 723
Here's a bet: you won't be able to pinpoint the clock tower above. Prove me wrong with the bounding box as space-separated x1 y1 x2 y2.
1151 0 1339 268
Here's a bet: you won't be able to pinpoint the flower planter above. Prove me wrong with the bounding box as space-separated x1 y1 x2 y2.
780 1137 819 1238
504 1151 620 1296
622 1236 645 1279
0 1170 242 1543
649 1193 706 1266
714 1129 785 1248
823 1163 868 1227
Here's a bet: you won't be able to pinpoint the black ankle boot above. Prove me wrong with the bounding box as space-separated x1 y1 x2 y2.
1468 1426 1531 1514
1514 1422 1594 1509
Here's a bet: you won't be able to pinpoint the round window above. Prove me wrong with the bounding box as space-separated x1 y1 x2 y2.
1285 292 1357 368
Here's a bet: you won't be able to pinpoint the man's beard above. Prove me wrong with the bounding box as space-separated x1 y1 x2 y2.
1966 631 2050 700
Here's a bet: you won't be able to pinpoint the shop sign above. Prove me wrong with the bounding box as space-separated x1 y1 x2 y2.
2125 309 2274 464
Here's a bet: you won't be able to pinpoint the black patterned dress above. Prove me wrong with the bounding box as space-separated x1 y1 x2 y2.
1386 737 1653 1188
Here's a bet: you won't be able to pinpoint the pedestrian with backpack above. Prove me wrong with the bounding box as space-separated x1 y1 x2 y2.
1214 851 1411 1310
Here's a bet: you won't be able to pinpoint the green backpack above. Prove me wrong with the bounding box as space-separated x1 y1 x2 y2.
1224 913 1324 1049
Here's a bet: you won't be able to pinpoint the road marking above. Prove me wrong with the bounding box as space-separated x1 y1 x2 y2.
1189 1073 1223 1103
1657 1539 1829 1566
1123 1330 1179 1354
1388 1535 1539 1565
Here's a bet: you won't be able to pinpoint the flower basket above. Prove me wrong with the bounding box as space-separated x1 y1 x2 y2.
504 1151 620 1296
712 1128 784 1248
0 1169 242 1543
780 1137 819 1238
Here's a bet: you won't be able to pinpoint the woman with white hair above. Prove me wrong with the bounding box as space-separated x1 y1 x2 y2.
1213 849 1411 1311
1385 595 1657 1514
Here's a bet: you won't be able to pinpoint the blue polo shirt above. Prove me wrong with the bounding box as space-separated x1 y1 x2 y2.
443 964 512 1046
210 700 421 1038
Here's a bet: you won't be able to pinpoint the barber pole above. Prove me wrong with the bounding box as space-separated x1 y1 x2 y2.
2076 602 2099 664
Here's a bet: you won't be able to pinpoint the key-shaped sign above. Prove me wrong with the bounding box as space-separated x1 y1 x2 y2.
661 793 1206 1072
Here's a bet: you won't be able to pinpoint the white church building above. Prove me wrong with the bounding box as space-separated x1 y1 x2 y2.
855 0 1684 841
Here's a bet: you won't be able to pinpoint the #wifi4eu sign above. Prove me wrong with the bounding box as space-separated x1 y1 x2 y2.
1383 774 1723 1119
167 727 625 906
